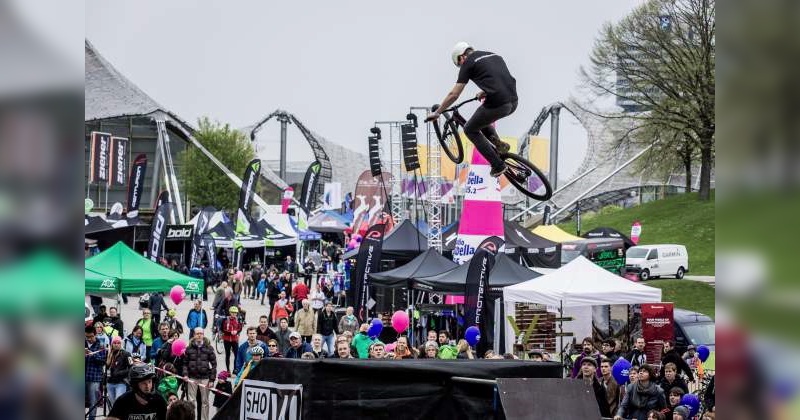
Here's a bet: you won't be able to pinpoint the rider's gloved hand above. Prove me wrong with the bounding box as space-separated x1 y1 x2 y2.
424 112 440 123
476 91 486 100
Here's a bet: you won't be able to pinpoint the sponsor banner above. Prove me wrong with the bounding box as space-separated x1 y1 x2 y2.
641 302 674 364
147 200 173 262
300 161 322 212
190 208 214 267
631 221 642 244
240 379 302 420
454 149 504 264
126 154 147 218
322 182 341 211
108 136 128 186
353 223 385 321
464 237 502 331
351 170 391 234
236 159 262 235
281 187 294 214
165 225 193 241
89 131 111 184
155 190 170 209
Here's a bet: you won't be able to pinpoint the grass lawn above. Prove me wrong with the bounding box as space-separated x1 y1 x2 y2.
642 279 715 319
558 192 715 275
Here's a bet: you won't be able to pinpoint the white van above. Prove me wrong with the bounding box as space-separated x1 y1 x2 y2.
625 244 689 281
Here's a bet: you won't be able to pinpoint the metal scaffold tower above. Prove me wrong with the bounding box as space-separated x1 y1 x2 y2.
375 121 407 223
410 106 442 252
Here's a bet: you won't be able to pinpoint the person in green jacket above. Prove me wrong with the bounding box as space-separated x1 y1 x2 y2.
437 330 458 360
351 323 374 359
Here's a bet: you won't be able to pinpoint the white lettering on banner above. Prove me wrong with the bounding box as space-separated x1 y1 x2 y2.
304 169 318 208
115 140 126 184
645 317 671 328
98 136 109 180
131 165 143 207
166 227 193 239
244 169 257 211
474 256 488 324
241 379 302 420
149 212 166 261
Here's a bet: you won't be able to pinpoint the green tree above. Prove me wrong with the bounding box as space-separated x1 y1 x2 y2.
580 0 715 200
181 117 255 212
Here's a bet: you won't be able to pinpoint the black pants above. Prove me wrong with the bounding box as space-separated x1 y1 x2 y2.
223 341 237 372
463 101 518 171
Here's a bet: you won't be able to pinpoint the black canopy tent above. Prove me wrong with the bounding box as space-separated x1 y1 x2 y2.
582 226 636 249
369 248 458 288
84 215 115 235
412 252 541 297
442 220 562 268
412 252 542 353
342 219 428 260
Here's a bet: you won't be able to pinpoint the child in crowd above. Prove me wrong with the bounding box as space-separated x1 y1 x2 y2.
213 370 232 409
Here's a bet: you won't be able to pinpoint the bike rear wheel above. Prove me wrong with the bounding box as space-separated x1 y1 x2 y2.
433 119 464 164
501 152 553 201
215 334 224 354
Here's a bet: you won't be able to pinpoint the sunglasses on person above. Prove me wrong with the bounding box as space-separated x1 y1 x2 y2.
268 344 277 347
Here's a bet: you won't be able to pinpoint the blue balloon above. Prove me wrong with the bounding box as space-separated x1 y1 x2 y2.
680 394 700 417
465 326 480 346
367 318 383 338
697 345 710 363
611 358 632 385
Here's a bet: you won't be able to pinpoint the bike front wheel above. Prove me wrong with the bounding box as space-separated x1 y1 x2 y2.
433 119 464 164
501 152 553 201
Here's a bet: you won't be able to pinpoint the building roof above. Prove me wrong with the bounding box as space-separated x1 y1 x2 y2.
85 39 169 122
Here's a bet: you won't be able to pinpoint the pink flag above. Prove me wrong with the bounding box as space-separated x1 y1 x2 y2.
281 187 294 214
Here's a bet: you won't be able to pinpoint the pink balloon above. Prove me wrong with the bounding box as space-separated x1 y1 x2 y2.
385 342 396 353
171 339 187 356
169 285 185 305
234 270 244 281
348 239 358 249
391 310 409 333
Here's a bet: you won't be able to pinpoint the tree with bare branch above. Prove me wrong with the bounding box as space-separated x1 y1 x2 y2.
580 0 715 200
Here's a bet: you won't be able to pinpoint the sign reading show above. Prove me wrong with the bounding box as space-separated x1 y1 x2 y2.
241 379 303 420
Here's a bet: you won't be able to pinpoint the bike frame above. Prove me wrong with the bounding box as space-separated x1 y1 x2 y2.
441 97 480 127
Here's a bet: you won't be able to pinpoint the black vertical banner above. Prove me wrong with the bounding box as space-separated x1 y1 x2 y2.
201 234 217 270
108 136 128 186
126 154 147 218
155 190 170 209
353 223 385 321
464 236 502 344
299 161 321 212
148 199 173 263
236 159 261 235
190 207 215 267
89 131 111 184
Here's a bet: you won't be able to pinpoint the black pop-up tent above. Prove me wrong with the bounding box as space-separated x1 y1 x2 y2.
442 220 561 268
582 226 636 249
343 219 428 260
369 248 458 288
412 253 541 297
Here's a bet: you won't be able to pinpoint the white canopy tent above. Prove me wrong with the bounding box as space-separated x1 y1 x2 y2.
502 256 662 354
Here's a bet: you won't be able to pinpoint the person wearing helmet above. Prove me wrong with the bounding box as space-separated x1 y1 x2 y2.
107 363 168 420
427 41 518 177
164 307 184 336
233 345 266 388
235 326 269 374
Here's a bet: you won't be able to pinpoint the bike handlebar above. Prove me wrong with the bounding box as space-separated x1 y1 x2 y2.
434 96 480 114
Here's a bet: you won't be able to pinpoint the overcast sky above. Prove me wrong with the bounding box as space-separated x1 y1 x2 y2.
83 1 639 182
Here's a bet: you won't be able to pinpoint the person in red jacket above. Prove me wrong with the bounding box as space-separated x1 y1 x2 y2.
292 279 309 302
271 291 293 326
221 306 241 372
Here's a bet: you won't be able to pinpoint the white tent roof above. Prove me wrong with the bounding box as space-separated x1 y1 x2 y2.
503 256 662 308
260 213 297 238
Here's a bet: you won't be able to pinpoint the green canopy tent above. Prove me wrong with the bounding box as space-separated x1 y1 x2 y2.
84 241 202 295
0 251 83 318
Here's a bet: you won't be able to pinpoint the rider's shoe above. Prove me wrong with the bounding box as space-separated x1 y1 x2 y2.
490 164 507 178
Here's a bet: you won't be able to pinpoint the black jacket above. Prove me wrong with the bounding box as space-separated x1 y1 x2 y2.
107 349 132 384
183 338 217 380
267 281 281 301
626 349 647 368
149 293 169 314
581 376 611 418
659 349 695 381
658 375 689 396
317 310 338 336
616 382 667 420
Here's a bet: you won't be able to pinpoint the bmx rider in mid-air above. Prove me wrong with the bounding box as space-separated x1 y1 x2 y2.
426 41 518 177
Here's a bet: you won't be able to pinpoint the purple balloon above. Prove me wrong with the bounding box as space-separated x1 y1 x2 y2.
680 393 700 417
612 358 632 385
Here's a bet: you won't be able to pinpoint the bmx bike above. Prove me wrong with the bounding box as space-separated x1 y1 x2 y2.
427 97 553 201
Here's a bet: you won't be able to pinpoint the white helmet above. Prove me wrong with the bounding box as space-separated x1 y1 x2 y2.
451 42 472 67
